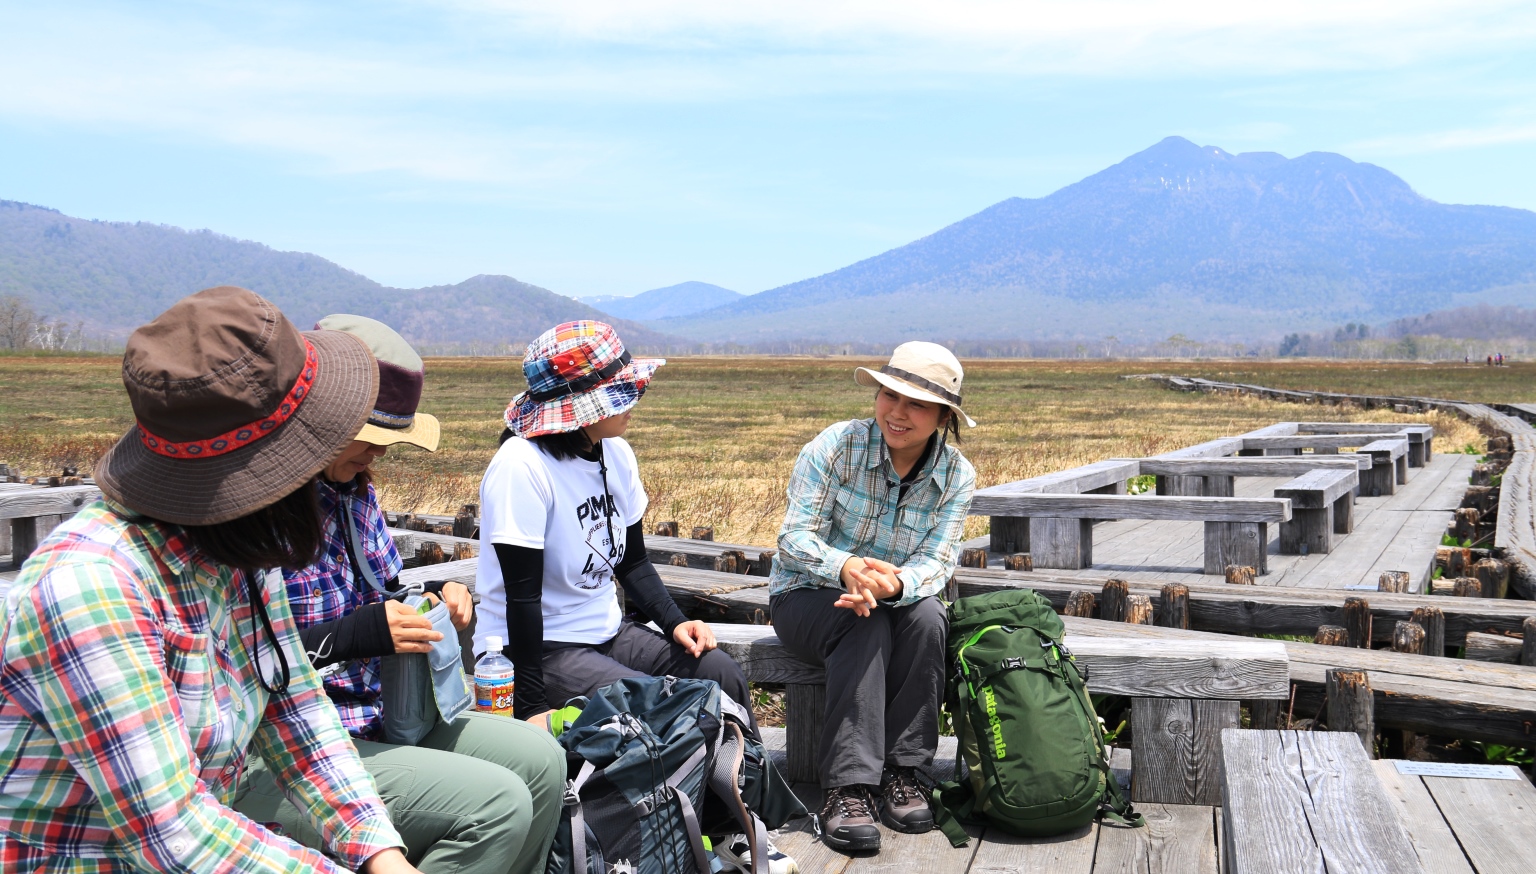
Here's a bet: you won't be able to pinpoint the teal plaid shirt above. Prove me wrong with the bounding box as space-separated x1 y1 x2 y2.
771 419 976 606
0 500 402 873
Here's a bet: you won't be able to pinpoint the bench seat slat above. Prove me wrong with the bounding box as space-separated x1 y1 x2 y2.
1274 467 1358 508
970 494 1291 523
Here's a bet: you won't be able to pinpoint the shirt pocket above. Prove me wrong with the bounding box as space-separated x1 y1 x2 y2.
160 627 215 729
831 488 878 548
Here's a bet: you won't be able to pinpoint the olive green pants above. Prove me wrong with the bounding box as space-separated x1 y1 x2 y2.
235 712 566 874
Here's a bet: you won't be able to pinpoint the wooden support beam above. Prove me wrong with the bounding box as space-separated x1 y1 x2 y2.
1344 598 1372 649
1315 626 1348 647
1029 516 1092 569
1411 606 1445 657
1327 668 1376 757
1463 632 1522 664
1205 522 1268 575
1131 698 1236 805
988 515 1029 554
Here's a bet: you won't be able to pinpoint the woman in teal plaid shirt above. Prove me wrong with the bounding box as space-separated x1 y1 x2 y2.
769 342 976 855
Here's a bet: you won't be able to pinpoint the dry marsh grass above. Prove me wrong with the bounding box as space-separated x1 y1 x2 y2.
0 355 1509 545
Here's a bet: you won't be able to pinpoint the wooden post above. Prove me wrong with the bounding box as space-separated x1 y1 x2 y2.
691 526 714 542
1248 700 1281 731
655 520 679 537
450 542 475 562
1315 625 1349 647
1225 564 1255 586
1130 698 1237 805
669 554 689 566
989 516 1029 554
1470 464 1494 486
1333 491 1354 534
1410 606 1445 656
1453 508 1480 542
1445 547 1470 578
415 541 445 566
1452 577 1484 598
1473 558 1509 600
1326 668 1375 757
1391 621 1425 655
784 684 826 784
1100 579 1130 623
1377 570 1411 594
713 553 739 574
1344 597 1372 648
1123 594 1153 625
1205 523 1268 575
1030 517 1093 569
1063 591 1095 618
959 547 988 569
452 504 478 539
754 550 776 577
1158 584 1190 630
1522 617 1536 668
1003 553 1032 572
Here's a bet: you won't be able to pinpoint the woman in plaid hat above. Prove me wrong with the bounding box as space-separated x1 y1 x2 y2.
475 320 797 874
231 315 566 874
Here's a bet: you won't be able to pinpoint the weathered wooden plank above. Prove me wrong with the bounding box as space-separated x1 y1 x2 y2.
1289 731 1424 873
967 824 1097 873
1150 437 1248 460
763 784 854 874
1241 434 1410 451
1219 730 1324 874
973 458 1142 498
1203 521 1269 575
1423 769 1536 874
1089 802 1218 874
1464 631 1522 664
1369 761 1476 874
0 485 101 520
712 626 1289 698
1273 468 1358 508
970 495 1291 524
1029 516 1092 569
1139 456 1367 477
1130 698 1236 805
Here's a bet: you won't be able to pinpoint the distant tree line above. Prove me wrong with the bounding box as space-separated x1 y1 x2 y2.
0 295 94 352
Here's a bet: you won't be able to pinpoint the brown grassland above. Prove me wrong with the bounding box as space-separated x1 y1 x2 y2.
3 355 1526 546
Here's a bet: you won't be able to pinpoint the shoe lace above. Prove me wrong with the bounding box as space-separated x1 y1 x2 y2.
886 769 924 805
824 786 872 819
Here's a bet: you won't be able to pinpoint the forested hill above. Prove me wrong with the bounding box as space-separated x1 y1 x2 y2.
661 137 1536 344
0 200 674 350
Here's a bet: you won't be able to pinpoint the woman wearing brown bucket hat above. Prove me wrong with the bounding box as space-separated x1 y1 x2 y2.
0 287 424 873
230 315 566 874
769 341 977 854
475 320 799 874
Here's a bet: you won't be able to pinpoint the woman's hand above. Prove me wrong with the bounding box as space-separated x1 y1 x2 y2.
837 557 903 616
673 620 717 657
384 600 444 654
360 848 421 874
524 709 556 732
436 582 474 630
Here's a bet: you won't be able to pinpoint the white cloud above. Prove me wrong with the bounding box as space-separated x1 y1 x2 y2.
1347 122 1536 155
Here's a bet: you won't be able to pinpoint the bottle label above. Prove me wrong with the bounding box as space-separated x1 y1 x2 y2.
475 675 515 716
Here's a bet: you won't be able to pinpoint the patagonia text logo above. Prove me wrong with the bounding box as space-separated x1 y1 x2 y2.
984 686 1006 760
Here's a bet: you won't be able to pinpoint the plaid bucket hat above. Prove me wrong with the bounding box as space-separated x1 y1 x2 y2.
505 321 665 438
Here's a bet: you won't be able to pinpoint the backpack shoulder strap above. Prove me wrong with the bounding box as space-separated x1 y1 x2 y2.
708 721 768 874
567 761 598 873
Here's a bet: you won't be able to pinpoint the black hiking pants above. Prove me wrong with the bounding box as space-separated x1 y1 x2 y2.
770 587 947 789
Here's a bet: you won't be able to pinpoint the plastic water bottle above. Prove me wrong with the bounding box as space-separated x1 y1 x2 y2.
474 636 515 717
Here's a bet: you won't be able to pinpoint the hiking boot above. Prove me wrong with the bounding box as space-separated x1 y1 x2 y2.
819 785 881 851
716 832 799 874
879 767 934 834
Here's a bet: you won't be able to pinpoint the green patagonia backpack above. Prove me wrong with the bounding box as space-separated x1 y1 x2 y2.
932 589 1144 846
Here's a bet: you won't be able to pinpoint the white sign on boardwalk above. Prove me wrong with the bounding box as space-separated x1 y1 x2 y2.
1393 760 1522 780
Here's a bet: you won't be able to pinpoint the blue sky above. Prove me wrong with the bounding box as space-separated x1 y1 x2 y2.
3 1 1535 298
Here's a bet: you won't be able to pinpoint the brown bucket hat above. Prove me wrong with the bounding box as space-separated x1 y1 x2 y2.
95 286 379 525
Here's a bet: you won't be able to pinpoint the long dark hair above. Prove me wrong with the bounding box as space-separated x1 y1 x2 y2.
178 479 323 572
499 426 595 461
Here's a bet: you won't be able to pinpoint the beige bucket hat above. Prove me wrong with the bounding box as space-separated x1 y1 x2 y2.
855 341 976 427
315 314 440 452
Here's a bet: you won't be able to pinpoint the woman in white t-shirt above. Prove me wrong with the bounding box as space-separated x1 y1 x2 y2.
473 321 757 736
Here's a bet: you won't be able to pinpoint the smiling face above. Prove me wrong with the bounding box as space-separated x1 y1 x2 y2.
323 439 389 483
874 387 948 458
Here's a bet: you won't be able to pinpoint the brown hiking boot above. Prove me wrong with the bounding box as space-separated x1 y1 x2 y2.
819 785 881 851
880 767 934 833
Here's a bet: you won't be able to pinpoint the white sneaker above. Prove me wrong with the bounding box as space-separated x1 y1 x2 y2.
716 832 799 874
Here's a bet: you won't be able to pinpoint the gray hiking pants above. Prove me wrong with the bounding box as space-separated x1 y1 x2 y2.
542 620 759 736
770 587 947 789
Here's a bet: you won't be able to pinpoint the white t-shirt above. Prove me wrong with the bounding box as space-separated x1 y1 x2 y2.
475 436 648 652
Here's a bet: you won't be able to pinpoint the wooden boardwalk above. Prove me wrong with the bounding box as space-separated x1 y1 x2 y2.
965 452 1474 593
758 731 1223 874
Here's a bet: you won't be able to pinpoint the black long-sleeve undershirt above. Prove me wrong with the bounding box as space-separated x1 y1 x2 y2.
296 578 451 669
497 520 688 718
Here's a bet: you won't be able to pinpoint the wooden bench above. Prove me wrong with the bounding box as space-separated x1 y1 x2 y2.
982 459 1141 553
969 493 1291 574
1146 437 1247 497
1239 433 1412 455
1220 729 1424 873
1273 467 1358 555
714 624 1289 805
1 483 101 570
1140 455 1367 501
1298 422 1435 466
1354 438 1410 497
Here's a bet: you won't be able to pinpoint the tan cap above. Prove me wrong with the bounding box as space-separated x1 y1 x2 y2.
855 341 976 428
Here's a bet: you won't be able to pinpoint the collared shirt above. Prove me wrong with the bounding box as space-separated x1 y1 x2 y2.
282 477 403 739
0 499 402 874
771 419 976 606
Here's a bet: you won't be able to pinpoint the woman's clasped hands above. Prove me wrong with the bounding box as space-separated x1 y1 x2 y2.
837 556 903 617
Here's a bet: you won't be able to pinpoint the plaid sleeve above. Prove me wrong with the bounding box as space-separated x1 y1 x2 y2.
893 455 976 606
776 424 857 588
1 560 352 873
247 572 404 869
